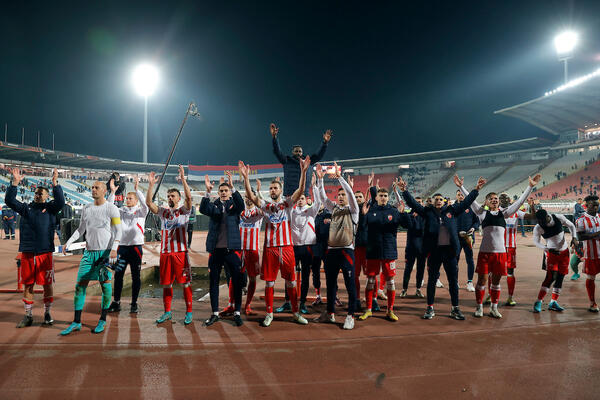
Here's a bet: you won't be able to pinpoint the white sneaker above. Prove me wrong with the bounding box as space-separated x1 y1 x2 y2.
474 305 483 318
489 306 503 319
377 289 388 300
294 312 309 325
262 313 274 327
436 279 444 288
328 313 336 323
399 289 407 298
466 282 475 292
343 315 354 330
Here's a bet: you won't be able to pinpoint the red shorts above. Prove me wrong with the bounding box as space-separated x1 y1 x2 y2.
505 247 517 269
159 252 191 285
261 245 295 282
20 252 54 286
242 249 260 277
584 258 600 276
355 246 367 276
476 252 507 276
366 259 396 279
544 248 570 275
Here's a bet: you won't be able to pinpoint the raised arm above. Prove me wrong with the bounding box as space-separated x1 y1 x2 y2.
145 172 160 214
290 156 311 203
502 174 539 217
178 165 192 212
107 178 116 204
270 123 286 164
133 177 149 216
337 168 358 223
5 168 27 215
239 161 261 207
310 129 331 163
315 163 336 211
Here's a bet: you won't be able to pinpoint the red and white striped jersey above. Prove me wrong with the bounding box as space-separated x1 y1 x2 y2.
576 213 600 260
158 206 190 253
504 210 525 248
239 207 263 251
259 198 294 247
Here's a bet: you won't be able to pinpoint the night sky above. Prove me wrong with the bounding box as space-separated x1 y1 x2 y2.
2 1 600 166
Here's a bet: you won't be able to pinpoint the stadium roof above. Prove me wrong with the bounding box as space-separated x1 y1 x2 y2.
494 68 600 135
335 136 555 168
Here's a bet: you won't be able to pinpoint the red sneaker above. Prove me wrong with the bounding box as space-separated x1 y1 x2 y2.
220 305 235 316
244 306 257 316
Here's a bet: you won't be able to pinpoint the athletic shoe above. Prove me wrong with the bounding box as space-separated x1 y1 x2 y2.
204 314 219 326
233 314 243 326
386 310 398 322
450 306 465 320
399 289 407 298
328 313 336 323
262 313 274 327
275 302 291 313
483 295 491 305
244 306 256 315
505 297 517 307
377 289 388 300
533 300 542 313
92 320 106 334
107 301 121 313
588 303 599 313
60 322 82 336
311 296 323 306
474 305 483 318
293 312 308 325
156 312 173 324
130 304 139 314
299 302 309 314
466 282 475 292
43 312 53 325
343 315 354 330
435 279 444 288
422 306 435 319
372 299 381 312
489 307 503 319
548 301 564 312
358 310 372 321
242 287 248 295
16 315 33 328
415 289 424 298
184 312 193 325
571 273 580 281
220 305 235 316
335 297 343 307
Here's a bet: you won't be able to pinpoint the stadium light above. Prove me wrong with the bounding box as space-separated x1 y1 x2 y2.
132 63 159 163
554 31 578 84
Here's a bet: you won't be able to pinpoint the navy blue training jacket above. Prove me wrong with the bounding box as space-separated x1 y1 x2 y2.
200 190 245 253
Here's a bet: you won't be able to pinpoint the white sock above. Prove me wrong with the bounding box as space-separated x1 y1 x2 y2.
213 311 219 316
24 302 33 316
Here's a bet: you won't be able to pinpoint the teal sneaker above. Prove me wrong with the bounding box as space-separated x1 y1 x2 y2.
299 302 309 314
274 302 291 313
184 312 193 325
60 322 82 336
92 320 106 334
548 300 564 312
156 311 172 324
571 273 580 281
372 299 381 312
533 300 542 313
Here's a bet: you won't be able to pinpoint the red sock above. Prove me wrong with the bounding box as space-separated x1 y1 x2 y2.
163 287 173 312
265 285 274 313
374 277 379 294
538 287 549 301
245 280 256 308
507 276 516 296
365 286 374 310
475 285 485 304
183 285 193 313
43 296 53 304
315 287 320 296
487 277 491 294
287 285 299 313
551 288 561 301
228 278 234 305
379 273 385 290
490 284 501 304
586 279 596 303
387 289 395 311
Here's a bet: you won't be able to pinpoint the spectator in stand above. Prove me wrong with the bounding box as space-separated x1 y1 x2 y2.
574 198 585 221
2 205 17 239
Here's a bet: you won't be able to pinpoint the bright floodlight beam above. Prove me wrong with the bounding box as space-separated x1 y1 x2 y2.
132 64 159 163
554 31 578 84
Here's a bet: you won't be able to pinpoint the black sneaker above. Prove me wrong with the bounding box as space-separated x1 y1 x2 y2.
43 312 54 325
107 301 121 312
233 314 243 327
450 306 465 320
130 304 139 314
422 306 435 320
274 302 291 313
16 315 33 328
204 314 220 326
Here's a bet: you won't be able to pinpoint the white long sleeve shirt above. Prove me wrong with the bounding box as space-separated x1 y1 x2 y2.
65 201 122 251
533 214 577 252
291 185 321 246
460 185 532 253
108 190 148 246
319 177 359 250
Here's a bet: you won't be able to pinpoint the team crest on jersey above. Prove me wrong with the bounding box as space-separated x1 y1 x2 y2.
465 209 470 213
387 215 393 221
446 213 452 218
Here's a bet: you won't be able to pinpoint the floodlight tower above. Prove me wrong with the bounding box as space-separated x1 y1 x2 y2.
554 31 578 84
132 63 159 163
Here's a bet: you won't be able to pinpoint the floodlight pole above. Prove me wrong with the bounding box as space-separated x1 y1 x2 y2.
143 96 148 163
562 59 569 84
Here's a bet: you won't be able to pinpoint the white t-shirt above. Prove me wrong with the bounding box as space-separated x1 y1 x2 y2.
533 214 577 252
66 201 122 251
